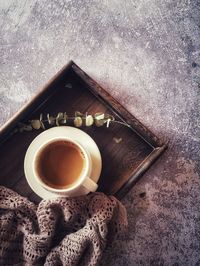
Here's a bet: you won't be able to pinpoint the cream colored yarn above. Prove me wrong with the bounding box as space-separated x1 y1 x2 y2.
0 186 127 265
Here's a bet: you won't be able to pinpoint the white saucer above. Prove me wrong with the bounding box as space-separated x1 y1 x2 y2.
24 126 102 199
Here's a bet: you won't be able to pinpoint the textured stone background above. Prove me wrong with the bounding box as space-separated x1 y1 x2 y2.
0 0 199 265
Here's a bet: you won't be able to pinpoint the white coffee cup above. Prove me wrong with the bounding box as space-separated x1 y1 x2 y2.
25 134 98 197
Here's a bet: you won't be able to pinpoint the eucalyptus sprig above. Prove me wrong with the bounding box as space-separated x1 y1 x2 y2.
15 112 117 132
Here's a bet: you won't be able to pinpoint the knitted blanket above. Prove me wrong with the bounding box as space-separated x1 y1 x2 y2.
0 186 127 265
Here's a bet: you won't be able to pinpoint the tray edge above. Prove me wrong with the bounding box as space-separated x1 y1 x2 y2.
114 144 167 199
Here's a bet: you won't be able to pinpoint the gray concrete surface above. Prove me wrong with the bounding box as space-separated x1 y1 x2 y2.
0 0 199 265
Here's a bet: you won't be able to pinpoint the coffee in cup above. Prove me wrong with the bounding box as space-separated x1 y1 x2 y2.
35 140 86 189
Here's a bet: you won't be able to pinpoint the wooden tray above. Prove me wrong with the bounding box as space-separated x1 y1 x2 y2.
0 61 167 202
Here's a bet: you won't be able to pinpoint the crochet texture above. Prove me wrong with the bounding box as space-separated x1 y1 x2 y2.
0 186 127 265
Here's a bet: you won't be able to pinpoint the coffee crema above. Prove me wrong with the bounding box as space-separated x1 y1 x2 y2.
36 140 85 189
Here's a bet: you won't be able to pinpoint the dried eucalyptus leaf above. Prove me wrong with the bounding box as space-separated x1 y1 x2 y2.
55 112 64 126
59 112 68 125
94 113 105 126
85 115 94 126
113 137 122 144
31 120 41 129
74 117 82 127
47 114 51 124
94 113 105 120
57 112 64 119
63 112 68 123
75 111 83 117
40 121 45 130
47 114 50 123
95 119 105 127
48 115 55 125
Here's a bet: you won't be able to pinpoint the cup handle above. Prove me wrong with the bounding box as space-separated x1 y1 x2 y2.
82 177 98 192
